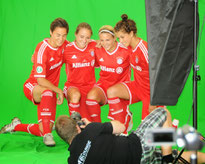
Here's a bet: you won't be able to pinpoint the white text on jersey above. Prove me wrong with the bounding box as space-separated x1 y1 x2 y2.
73 62 90 68
100 65 115 73
50 60 63 70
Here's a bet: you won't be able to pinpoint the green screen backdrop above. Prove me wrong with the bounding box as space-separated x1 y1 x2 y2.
0 0 205 163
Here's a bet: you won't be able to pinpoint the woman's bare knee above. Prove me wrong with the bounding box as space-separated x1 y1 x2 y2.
107 86 118 98
67 88 81 103
107 83 129 99
33 85 49 103
87 87 105 104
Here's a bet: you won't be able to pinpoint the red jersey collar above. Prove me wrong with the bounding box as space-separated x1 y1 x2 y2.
105 42 119 55
43 39 58 51
132 39 142 53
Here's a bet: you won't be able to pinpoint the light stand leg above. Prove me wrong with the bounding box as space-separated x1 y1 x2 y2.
190 152 197 164
192 0 198 130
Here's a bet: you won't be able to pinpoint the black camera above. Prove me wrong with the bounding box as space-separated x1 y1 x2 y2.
145 125 204 151
71 112 85 130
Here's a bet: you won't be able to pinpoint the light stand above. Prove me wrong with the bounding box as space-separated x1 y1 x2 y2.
192 0 200 130
191 0 200 163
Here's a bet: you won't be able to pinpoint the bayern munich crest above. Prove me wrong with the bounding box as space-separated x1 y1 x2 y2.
116 67 123 74
117 57 123 64
90 51 94 57
135 57 138 63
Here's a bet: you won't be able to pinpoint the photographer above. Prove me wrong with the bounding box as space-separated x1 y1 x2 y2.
56 107 173 163
56 107 205 164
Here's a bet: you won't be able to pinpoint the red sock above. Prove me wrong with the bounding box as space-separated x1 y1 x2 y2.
37 90 56 135
78 96 92 121
86 99 101 122
14 124 42 136
68 102 80 116
108 97 125 122
108 97 131 133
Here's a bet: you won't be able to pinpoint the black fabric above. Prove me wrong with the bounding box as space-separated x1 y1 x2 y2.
162 153 174 163
68 122 142 164
145 0 199 105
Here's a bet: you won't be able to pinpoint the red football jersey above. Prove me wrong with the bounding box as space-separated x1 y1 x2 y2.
95 42 131 86
130 39 150 91
28 39 68 86
64 41 96 85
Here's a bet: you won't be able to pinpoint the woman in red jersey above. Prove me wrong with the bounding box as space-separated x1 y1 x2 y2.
107 14 158 122
63 23 96 121
86 25 132 133
0 18 69 147
106 15 174 158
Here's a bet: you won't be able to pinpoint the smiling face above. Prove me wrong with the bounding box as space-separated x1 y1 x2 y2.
115 30 133 48
50 27 68 48
99 32 116 52
75 28 92 49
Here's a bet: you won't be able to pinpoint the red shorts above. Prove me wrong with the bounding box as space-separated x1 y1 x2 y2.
63 82 94 99
95 81 115 105
122 81 150 119
95 82 130 107
63 82 94 118
23 79 38 105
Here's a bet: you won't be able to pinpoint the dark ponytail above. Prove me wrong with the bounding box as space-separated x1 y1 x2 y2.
114 14 137 34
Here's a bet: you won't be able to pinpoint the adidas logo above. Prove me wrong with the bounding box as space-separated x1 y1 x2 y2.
99 58 104 62
72 55 77 59
50 57 54 62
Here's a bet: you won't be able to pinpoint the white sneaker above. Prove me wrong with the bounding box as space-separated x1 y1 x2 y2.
43 133 56 147
0 117 21 134
127 112 133 132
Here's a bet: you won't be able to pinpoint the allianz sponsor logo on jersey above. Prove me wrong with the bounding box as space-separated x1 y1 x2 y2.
72 59 95 68
130 63 142 71
49 60 63 70
100 65 123 74
78 140 91 164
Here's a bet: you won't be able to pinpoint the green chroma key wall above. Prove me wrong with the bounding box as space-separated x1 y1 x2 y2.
0 0 205 163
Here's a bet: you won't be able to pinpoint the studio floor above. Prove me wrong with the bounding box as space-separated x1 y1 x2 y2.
0 131 69 164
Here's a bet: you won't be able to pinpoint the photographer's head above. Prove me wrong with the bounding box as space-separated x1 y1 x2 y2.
55 115 80 144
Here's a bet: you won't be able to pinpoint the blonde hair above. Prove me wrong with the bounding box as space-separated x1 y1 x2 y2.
98 25 115 37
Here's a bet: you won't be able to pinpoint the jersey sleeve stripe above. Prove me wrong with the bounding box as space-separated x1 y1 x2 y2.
37 43 47 64
139 43 149 63
38 43 47 64
37 43 45 64
34 75 46 78
140 43 148 54
25 83 34 91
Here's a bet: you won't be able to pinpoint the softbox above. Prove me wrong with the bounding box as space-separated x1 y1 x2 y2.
145 0 199 105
